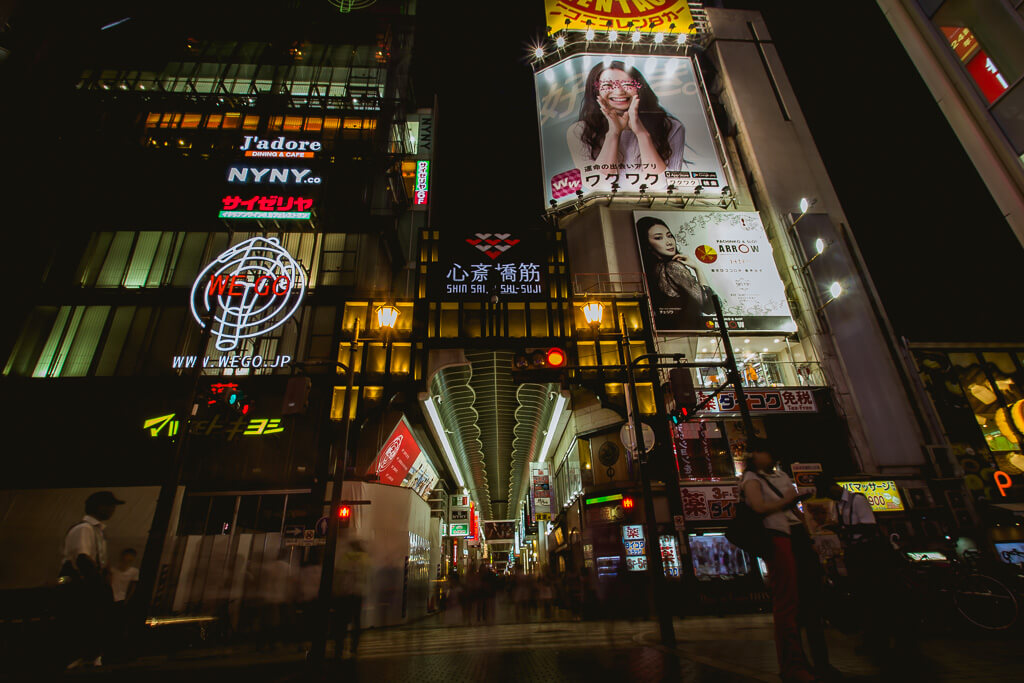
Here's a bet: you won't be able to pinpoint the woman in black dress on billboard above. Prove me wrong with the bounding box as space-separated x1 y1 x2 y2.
636 216 714 330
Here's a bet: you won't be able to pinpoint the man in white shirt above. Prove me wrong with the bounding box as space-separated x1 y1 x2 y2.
819 476 894 658
61 491 124 670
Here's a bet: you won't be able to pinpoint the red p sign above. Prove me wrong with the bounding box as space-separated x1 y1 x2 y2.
994 470 1012 497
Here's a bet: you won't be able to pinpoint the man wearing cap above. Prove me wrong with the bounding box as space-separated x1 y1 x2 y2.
61 491 124 669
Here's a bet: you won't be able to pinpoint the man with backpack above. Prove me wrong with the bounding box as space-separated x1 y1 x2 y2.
59 491 124 669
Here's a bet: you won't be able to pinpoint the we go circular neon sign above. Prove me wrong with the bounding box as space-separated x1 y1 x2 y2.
190 236 307 352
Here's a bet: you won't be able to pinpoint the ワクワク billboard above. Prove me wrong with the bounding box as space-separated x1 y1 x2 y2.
535 54 725 207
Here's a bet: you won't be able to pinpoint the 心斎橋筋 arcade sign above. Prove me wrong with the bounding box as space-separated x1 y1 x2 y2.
190 236 307 352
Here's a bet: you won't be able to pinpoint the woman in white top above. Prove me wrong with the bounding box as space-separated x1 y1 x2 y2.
566 61 685 191
741 440 832 683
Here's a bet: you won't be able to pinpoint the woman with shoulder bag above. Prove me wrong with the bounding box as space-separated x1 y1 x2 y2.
740 440 834 683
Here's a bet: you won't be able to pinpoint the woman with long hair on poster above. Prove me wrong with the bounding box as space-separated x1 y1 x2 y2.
567 60 685 178
635 216 714 330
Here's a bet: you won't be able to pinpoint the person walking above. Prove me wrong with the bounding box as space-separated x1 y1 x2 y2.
333 540 370 658
819 475 898 658
59 491 124 670
741 441 831 682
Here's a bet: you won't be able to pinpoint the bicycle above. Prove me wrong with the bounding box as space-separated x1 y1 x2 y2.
899 544 1019 631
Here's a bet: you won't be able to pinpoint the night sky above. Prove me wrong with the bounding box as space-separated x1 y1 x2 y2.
416 1 1024 343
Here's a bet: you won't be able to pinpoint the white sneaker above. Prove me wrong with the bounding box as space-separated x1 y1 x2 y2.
92 656 103 667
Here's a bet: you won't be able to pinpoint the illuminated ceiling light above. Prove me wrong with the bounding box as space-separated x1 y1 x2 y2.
676 33 687 44
585 28 595 41
654 32 664 43
799 197 818 214
582 301 604 328
744 339 750 344
538 394 568 464
762 348 768 352
829 282 843 299
631 30 642 43
608 30 619 42
773 339 781 344
375 304 400 330
422 396 466 487
815 237 826 255
555 35 566 48
533 46 545 59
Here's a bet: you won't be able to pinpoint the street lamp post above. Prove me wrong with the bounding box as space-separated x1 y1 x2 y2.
310 306 399 664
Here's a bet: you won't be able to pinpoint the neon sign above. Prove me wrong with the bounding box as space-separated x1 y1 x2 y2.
219 195 313 219
190 237 307 352
227 166 322 185
239 135 321 158
142 413 285 440
994 470 1012 497
414 160 430 205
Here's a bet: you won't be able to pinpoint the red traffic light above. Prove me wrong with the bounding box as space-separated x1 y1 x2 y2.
622 496 635 509
546 347 567 368
338 505 352 519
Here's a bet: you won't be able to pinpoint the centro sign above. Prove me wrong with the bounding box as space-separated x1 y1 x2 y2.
190 236 307 352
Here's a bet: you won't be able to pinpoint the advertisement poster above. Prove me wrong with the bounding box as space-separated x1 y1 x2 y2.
544 1 694 34
484 520 516 542
367 417 437 500
632 211 796 334
838 481 906 512
535 54 726 207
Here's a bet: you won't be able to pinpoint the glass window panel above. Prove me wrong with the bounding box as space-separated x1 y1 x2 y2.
95 306 136 376
32 306 75 377
440 303 459 337
529 303 548 337
507 303 526 337
577 341 597 367
96 233 134 287
123 232 161 287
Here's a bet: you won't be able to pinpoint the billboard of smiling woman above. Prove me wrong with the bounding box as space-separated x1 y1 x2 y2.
535 54 727 207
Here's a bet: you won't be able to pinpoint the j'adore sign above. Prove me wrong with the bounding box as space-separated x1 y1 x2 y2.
190 237 307 353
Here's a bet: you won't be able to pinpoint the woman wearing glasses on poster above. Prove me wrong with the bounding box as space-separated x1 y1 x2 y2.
567 61 685 187
636 216 714 330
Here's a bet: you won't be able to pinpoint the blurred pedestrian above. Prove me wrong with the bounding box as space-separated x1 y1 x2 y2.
741 442 831 682
820 475 900 659
59 491 124 670
333 540 369 658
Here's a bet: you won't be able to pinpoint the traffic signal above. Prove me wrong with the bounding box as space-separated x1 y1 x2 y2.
282 376 311 415
622 496 635 510
667 368 697 423
512 347 569 385
337 504 352 528
200 382 252 417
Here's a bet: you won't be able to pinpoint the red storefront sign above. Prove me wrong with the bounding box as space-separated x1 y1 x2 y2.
368 418 421 486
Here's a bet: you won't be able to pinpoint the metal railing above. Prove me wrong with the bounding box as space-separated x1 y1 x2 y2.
573 272 645 296
694 360 826 389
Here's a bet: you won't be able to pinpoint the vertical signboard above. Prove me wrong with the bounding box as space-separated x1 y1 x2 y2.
529 462 552 523
535 54 726 208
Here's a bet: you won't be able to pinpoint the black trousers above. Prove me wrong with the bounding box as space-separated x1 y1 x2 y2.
61 580 113 662
332 595 363 655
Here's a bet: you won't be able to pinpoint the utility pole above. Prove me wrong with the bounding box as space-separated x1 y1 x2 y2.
623 315 675 648
310 319 359 664
134 317 212 633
